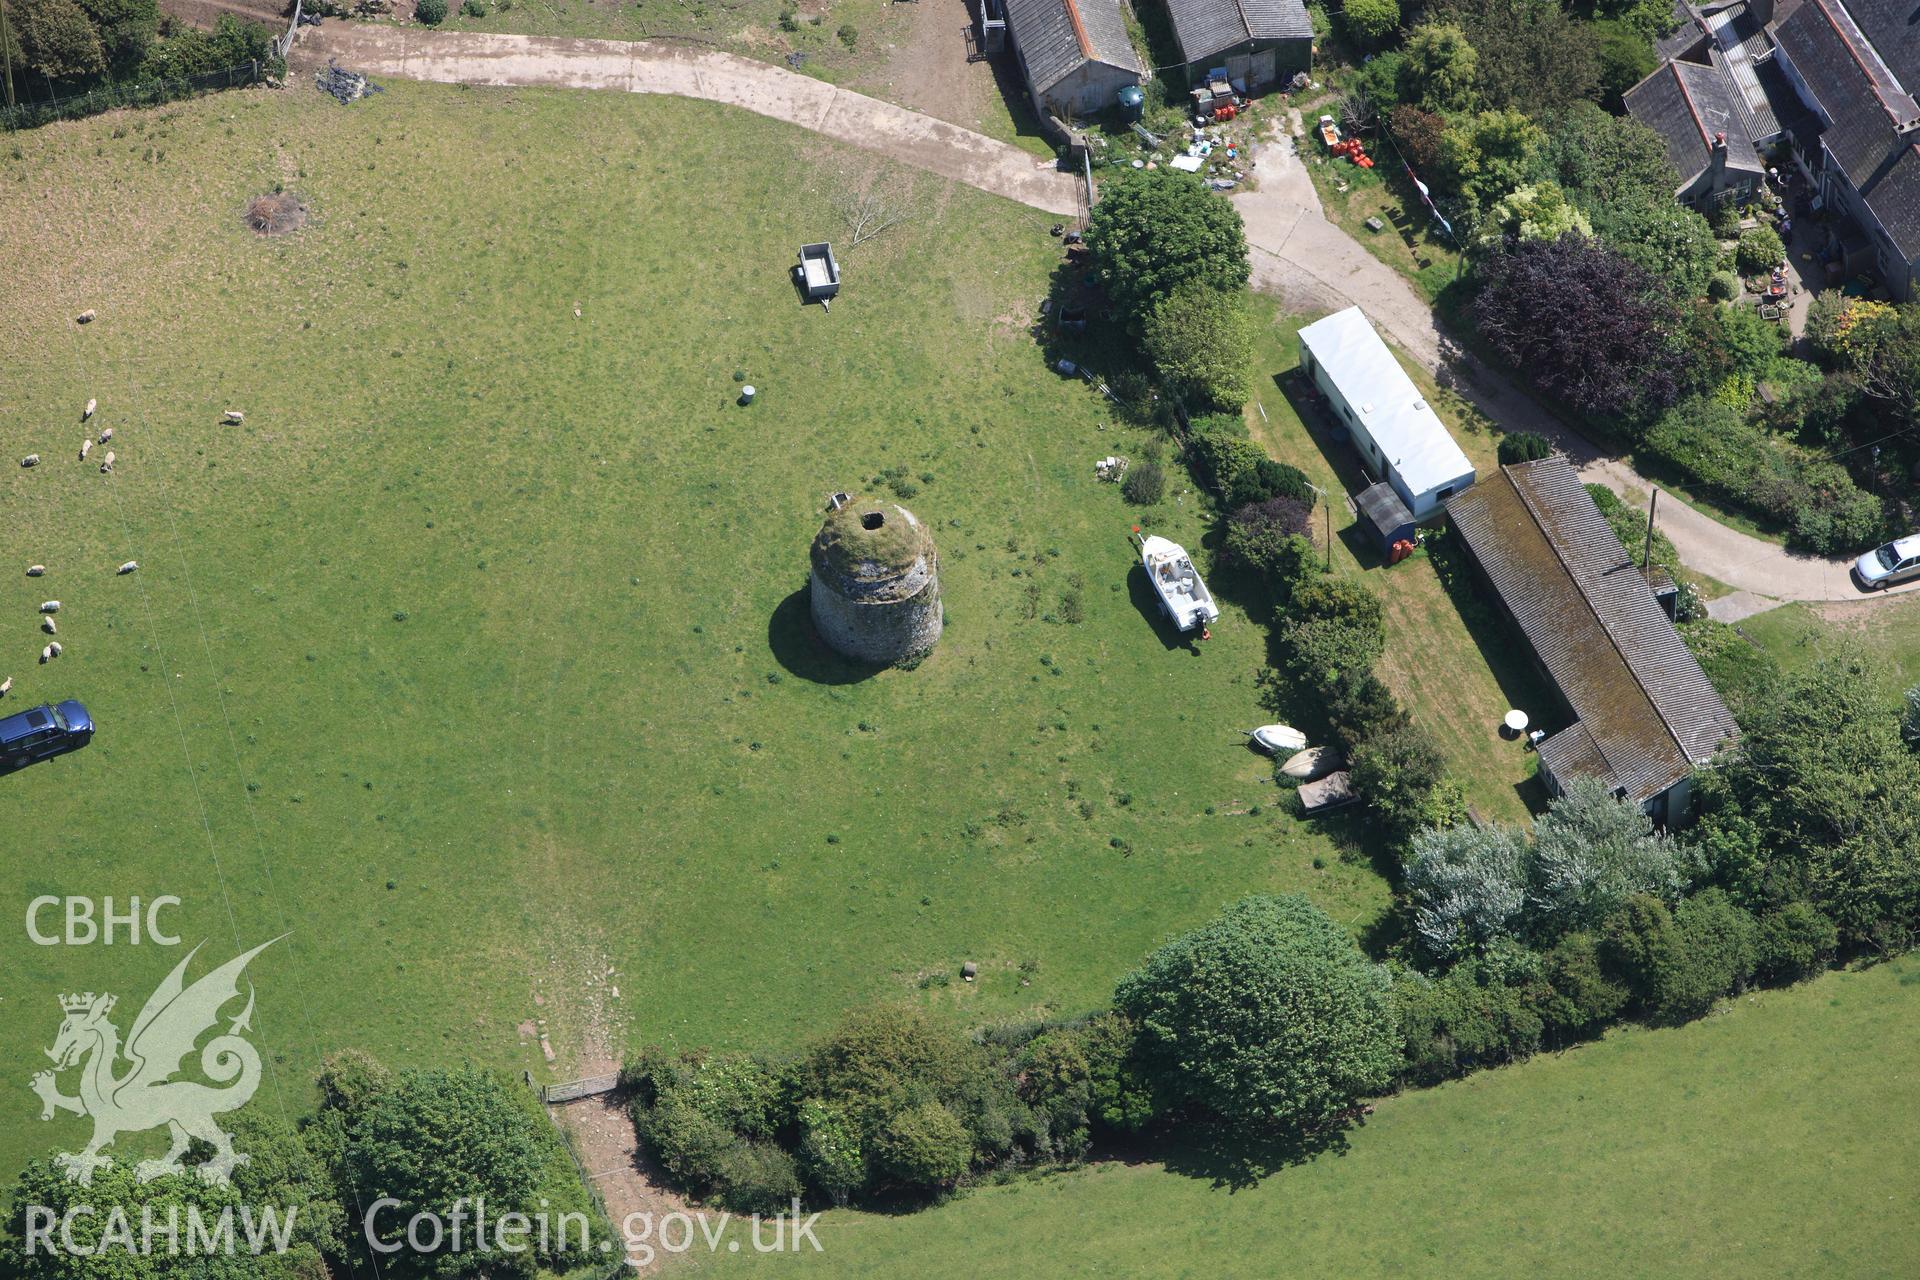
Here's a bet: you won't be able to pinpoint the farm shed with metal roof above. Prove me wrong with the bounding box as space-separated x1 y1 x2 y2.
1444 457 1739 826
1161 0 1312 91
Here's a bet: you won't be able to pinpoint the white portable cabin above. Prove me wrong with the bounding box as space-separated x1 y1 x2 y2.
1297 307 1475 519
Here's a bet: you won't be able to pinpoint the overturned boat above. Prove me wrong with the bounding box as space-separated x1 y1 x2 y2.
1246 724 1309 754
1140 535 1219 634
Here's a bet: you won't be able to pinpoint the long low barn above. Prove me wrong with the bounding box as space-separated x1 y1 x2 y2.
1445 456 1739 826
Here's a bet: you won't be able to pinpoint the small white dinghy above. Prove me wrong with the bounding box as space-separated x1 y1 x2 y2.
1140 534 1220 633
1280 746 1342 780
1246 724 1308 754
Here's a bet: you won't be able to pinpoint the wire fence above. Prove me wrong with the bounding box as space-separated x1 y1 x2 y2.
279 0 304 58
0 59 274 132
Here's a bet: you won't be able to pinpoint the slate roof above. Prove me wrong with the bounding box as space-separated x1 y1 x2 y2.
1445 458 1738 805
1655 0 1707 62
1773 0 1920 260
1005 0 1142 93
1165 0 1312 66
1824 0 1920 93
1624 55 1766 183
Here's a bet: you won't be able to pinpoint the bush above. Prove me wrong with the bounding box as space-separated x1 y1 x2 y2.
1530 777 1689 934
795 1099 864 1205
1707 271 1741 301
1342 0 1399 46
871 1102 972 1192
1496 431 1553 466
1283 576 1387 686
1403 823 1531 959
461 0 485 13
1116 895 1398 1133
1350 724 1450 837
1186 421 1311 507
1325 668 1410 751
710 1141 805 1214
414 0 447 20
1735 225 1785 275
1391 949 1547 1085
1122 460 1165 506
837 21 856 47
1142 283 1256 410
1539 931 1628 1037
1752 901 1839 984
1656 888 1758 1020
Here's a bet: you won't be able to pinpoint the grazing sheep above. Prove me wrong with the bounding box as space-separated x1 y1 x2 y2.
83 398 97 421
21 455 38 468
26 566 44 577
80 439 93 461
99 451 115 473
49 642 61 657
0 677 11 696
222 410 244 425
41 617 55 635
99 427 113 443
39 602 59 614
40 645 51 664
117 561 138 575
75 310 95 324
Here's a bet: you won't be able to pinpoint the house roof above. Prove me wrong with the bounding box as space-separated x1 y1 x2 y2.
1164 0 1312 66
1445 458 1738 805
1004 0 1142 94
1624 55 1766 183
1821 0 1920 94
1655 0 1707 62
1773 0 1920 260
1297 307 1475 500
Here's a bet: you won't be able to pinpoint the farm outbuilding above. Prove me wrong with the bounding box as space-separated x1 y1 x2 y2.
809 495 944 665
1162 0 1312 93
1445 457 1738 827
1003 0 1144 120
1298 307 1476 520
1355 482 1416 554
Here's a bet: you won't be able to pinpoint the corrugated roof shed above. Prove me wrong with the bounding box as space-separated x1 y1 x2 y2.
1005 0 1142 93
1445 458 1738 804
1165 0 1312 65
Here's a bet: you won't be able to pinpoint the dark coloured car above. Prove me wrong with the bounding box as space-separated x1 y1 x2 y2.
0 701 94 775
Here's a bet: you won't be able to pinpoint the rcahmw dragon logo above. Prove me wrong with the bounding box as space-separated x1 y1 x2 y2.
30 938 281 1186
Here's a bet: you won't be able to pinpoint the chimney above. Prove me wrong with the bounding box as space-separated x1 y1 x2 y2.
1708 131 1729 184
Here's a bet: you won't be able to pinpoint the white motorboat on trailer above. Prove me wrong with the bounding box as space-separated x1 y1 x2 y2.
1140 534 1219 633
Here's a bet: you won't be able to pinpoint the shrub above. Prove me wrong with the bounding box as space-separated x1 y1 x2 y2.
1391 949 1547 1085
414 0 446 22
1283 576 1387 686
461 0 484 13
1224 505 1319 602
1388 104 1448 174
1735 225 1785 275
1539 931 1628 1037
1403 823 1531 959
1122 460 1165 505
1186 422 1311 507
1078 1013 1155 1134
1752 901 1840 984
709 1140 805 1214
1707 271 1741 301
1142 283 1256 410
871 1102 972 1192
837 21 856 47
1116 895 1397 1133
1496 431 1553 465
795 1099 864 1205
1530 777 1689 934
1403 23 1478 113
1656 888 1758 1020
1342 0 1399 46
1325 668 1410 751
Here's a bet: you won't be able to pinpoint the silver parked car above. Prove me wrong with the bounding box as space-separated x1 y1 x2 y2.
1854 534 1920 589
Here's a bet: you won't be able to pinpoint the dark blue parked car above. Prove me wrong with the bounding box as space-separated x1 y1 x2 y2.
0 700 93 775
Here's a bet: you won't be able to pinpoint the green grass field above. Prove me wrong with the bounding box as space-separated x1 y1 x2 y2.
1738 594 1920 705
721 957 1920 1277
0 81 1389 1179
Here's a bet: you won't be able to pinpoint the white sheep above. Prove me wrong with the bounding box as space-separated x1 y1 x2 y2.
99 427 114 443
39 602 59 614
0 677 11 696
75 310 95 324
21 455 38 468
222 410 244 425
48 642 61 658
83 398 97 420
79 439 93 461
40 617 55 635
26 566 44 577
39 645 51 663
117 561 138 575
99 451 115 473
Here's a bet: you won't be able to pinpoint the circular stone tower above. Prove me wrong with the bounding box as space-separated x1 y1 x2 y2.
809 496 943 665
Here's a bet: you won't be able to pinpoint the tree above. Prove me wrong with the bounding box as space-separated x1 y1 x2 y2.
13 0 102 81
1350 723 1451 836
1752 901 1839 983
870 1102 972 1193
1469 234 1688 416
1114 895 1397 1133
415 0 446 22
1496 431 1553 465
1342 0 1400 46
1402 23 1478 112
1593 17 1656 107
1403 822 1531 958
1456 0 1601 115
1084 168 1250 320
1735 225 1786 275
1592 197 1719 299
1530 777 1691 932
1141 282 1256 410
1531 103 1679 217
1388 104 1449 175
1475 181 1591 248
71 0 151 70
1437 108 1543 210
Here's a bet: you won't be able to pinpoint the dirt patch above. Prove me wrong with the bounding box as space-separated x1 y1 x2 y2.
553 1093 698 1275
244 191 307 235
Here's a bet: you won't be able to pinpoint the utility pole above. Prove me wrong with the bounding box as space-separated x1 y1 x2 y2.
0 0 17 114
1642 489 1660 574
